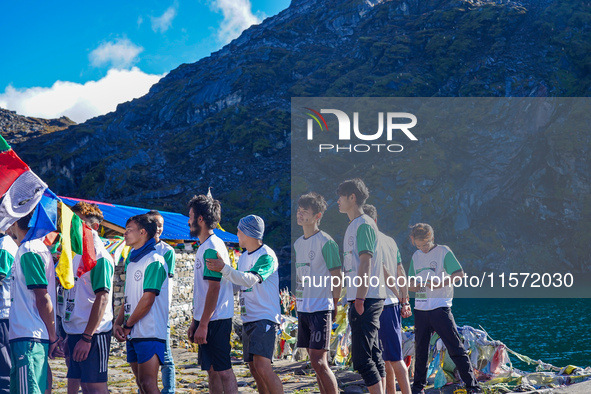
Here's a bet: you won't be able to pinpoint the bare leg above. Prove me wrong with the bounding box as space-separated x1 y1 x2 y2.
252 355 283 394
207 368 223 394
219 368 238 394
248 361 270 394
130 362 144 394
137 355 161 394
384 361 396 394
67 378 81 394
391 360 411 394
308 349 338 394
81 382 109 394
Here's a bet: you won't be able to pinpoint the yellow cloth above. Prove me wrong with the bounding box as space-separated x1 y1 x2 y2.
229 248 237 269
56 202 75 289
120 245 131 265
564 365 578 375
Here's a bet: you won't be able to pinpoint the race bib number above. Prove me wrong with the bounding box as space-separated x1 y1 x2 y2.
296 263 310 301
124 296 131 321
63 281 77 321
57 287 65 306
239 293 247 316
65 298 75 321
416 289 427 300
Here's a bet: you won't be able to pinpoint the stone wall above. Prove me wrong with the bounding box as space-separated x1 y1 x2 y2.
112 250 197 328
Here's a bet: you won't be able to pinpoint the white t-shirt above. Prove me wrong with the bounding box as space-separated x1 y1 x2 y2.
0 234 17 319
343 214 386 301
9 238 56 342
237 244 281 324
63 231 115 335
155 241 175 305
294 231 341 313
124 249 169 341
408 245 462 311
193 234 234 321
377 232 401 306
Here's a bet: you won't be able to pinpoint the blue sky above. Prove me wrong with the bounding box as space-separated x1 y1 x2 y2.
0 0 290 122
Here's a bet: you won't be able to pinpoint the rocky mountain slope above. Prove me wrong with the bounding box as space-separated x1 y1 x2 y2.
0 108 75 144
10 0 591 275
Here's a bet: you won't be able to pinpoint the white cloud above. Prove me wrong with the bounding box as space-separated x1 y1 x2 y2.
210 0 263 43
151 5 177 33
0 67 165 123
89 38 143 69
137 16 144 28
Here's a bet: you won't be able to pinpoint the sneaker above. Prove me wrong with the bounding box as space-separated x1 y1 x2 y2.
411 389 425 394
466 387 483 394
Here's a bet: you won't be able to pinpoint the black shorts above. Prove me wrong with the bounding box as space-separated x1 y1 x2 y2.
195 318 232 372
242 320 277 362
297 311 332 350
0 319 10 392
66 332 111 383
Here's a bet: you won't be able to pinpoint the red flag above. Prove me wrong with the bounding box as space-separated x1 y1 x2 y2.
76 222 97 277
0 149 29 196
43 231 60 246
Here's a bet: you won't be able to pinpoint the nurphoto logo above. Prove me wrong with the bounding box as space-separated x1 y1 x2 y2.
304 107 418 153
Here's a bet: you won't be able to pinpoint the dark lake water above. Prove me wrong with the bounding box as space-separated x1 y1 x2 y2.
401 298 591 371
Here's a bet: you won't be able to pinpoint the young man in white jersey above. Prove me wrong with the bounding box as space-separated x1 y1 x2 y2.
337 178 386 394
147 210 176 394
407 223 481 394
113 214 170 394
7 212 59 394
63 202 114 394
186 195 238 393
0 230 17 393
362 205 411 394
294 192 341 394
206 215 283 394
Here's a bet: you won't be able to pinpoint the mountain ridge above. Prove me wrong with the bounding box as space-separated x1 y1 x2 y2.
0 108 76 144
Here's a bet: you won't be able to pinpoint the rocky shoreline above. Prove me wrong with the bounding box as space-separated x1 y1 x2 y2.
46 323 590 394
47 351 591 394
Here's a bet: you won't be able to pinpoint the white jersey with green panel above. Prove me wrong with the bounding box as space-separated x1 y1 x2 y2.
9 238 56 342
237 244 281 324
294 231 341 313
155 241 176 278
408 245 462 311
63 231 115 335
155 240 175 307
343 214 386 301
193 234 234 321
124 250 169 341
0 234 17 319
377 232 402 306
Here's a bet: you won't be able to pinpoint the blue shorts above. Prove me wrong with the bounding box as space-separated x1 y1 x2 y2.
378 304 403 362
126 340 165 365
